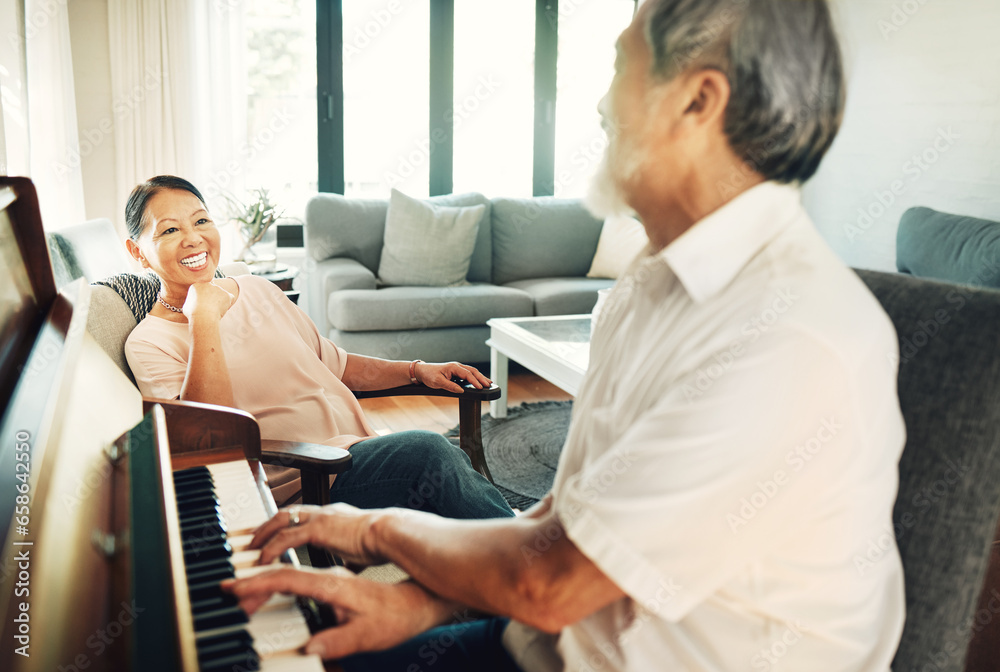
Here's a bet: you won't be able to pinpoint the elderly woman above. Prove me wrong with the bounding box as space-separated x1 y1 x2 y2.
123 175 512 518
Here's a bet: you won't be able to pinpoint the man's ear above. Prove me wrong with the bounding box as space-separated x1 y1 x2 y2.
680 68 730 128
126 238 148 268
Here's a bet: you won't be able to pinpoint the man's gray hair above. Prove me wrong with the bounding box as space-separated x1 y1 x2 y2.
643 0 845 183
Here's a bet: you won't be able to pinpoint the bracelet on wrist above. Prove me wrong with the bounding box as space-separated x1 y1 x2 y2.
409 359 424 385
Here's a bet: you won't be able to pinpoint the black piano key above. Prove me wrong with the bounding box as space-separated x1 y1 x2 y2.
181 521 226 543
190 590 240 614
181 525 226 547
174 481 216 498
184 539 233 563
174 466 212 479
173 474 215 489
186 556 236 575
194 605 249 631
199 651 261 672
178 492 221 512
179 503 224 522
187 566 236 587
196 629 256 662
180 511 226 532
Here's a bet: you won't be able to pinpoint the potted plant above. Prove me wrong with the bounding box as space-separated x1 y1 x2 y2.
225 187 283 271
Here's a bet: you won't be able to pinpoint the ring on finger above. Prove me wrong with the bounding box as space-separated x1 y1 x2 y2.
288 506 303 527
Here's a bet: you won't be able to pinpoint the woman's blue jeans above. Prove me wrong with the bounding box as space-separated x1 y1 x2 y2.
329 430 514 520
340 617 522 672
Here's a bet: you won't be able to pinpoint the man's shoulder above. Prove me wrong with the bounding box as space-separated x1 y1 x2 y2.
749 222 897 358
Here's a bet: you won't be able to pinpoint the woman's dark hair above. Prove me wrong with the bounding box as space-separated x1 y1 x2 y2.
125 175 208 240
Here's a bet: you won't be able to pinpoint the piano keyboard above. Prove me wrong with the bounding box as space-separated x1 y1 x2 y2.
174 461 326 672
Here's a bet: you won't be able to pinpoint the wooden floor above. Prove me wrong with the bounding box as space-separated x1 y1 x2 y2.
358 371 573 436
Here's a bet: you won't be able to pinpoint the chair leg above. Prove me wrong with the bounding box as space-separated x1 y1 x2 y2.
458 396 493 483
300 469 332 567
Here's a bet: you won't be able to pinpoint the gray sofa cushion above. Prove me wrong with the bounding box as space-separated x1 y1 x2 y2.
504 277 615 316
328 284 533 332
896 207 1000 287
305 192 493 283
491 198 604 285
854 270 1000 672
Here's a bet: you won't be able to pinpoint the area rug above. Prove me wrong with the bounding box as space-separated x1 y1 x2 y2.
446 400 573 510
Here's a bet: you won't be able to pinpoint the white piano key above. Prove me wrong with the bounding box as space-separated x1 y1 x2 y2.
228 533 256 552
259 654 326 672
198 460 323 671
208 460 272 534
246 607 313 657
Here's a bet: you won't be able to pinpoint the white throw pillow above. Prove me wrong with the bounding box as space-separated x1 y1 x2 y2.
377 189 486 287
586 215 649 279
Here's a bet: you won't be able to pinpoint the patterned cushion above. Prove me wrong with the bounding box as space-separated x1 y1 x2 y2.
93 268 227 322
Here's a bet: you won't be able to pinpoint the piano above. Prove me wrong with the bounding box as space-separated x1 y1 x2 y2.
0 177 331 671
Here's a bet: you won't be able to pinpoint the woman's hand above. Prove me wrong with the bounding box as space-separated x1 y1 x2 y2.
416 361 492 393
250 503 389 568
222 567 458 660
182 280 234 323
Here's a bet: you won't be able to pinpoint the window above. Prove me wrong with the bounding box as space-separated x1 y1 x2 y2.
245 0 317 219
553 2 634 198
452 1 535 197
343 0 429 198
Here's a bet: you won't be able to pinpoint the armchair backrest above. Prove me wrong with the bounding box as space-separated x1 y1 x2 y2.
47 217 135 288
855 269 1000 671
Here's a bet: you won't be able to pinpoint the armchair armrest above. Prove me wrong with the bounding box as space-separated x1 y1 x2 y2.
353 382 501 481
259 440 352 475
352 381 501 401
260 439 353 515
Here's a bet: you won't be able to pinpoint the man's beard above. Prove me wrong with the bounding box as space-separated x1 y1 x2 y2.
584 124 640 220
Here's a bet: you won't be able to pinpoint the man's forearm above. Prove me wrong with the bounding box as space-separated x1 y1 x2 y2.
369 507 624 633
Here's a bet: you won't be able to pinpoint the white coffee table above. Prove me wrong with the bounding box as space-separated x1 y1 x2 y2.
487 315 591 418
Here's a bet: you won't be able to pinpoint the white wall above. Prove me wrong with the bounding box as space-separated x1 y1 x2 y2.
67 0 118 231
804 0 1000 271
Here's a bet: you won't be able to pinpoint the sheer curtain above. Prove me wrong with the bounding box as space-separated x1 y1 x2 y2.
108 0 246 221
0 0 87 228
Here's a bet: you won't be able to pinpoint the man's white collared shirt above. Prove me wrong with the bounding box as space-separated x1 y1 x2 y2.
508 182 906 671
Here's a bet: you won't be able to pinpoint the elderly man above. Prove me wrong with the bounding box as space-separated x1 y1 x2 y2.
225 1 906 670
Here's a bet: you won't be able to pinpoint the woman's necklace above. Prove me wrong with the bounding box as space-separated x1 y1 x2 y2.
157 295 183 313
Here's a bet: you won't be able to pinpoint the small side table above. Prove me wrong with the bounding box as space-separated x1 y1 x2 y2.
252 264 300 304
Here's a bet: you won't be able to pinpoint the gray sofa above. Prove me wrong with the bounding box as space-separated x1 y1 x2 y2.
304 193 615 363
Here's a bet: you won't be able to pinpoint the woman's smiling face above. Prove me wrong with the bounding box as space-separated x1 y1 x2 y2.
127 188 221 296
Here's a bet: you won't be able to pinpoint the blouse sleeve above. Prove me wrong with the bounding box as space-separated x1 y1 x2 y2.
125 331 187 400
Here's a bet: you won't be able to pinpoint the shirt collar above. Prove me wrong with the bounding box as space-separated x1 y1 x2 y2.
658 181 803 303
